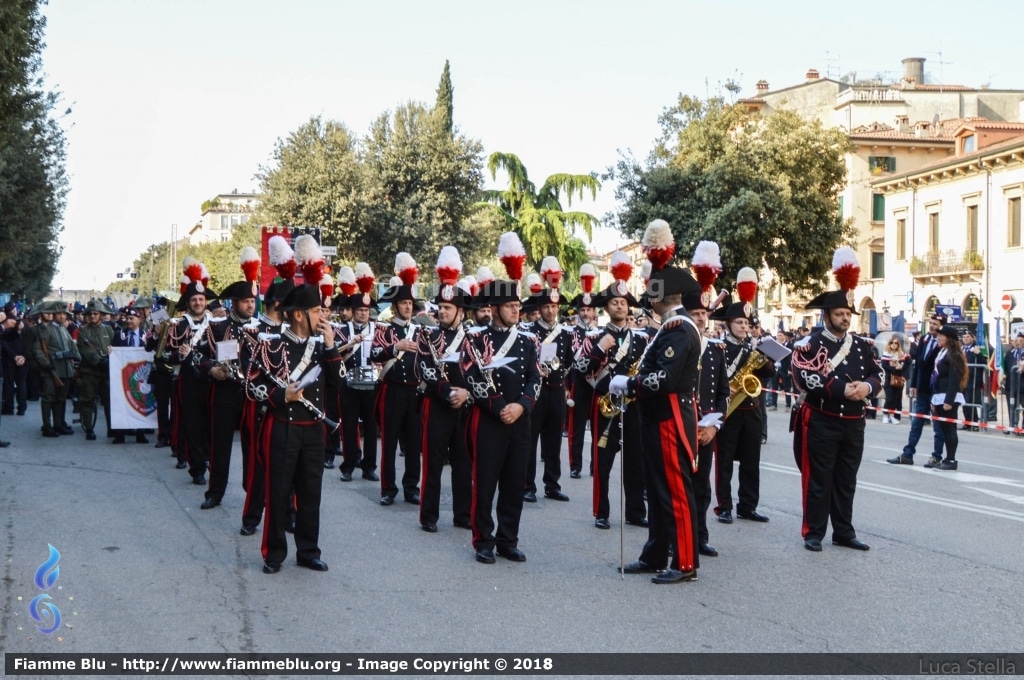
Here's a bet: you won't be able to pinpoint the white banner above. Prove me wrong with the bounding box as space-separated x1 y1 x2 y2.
108 347 157 430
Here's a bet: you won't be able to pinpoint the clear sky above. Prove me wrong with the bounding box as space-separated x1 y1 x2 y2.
40 0 1024 291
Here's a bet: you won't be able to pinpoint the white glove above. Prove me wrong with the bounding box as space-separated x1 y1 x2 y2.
609 375 630 396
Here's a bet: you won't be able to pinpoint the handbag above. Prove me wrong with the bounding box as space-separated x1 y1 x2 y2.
890 374 906 388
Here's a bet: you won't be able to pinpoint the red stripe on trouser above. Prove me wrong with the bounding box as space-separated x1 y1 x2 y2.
206 383 217 493
419 399 431 523
170 379 182 449
259 415 275 561
590 398 601 518
375 384 389 496
567 383 576 467
799 406 813 538
659 419 695 572
468 409 481 545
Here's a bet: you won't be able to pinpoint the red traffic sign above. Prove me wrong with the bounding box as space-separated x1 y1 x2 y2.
1002 293 1016 312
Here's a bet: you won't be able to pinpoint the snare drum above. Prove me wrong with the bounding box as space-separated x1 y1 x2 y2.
346 365 379 390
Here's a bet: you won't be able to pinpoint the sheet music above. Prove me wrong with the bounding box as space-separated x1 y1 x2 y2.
150 308 170 324
757 337 792 362
538 343 558 363
295 365 322 390
216 340 239 362
698 412 723 428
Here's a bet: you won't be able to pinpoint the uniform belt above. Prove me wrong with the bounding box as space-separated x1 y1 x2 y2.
384 379 419 387
270 412 321 426
803 394 866 418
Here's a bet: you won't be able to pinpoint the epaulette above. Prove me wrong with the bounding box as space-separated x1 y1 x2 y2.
793 336 812 349
258 332 281 341
586 329 603 337
467 325 487 335
519 329 536 339
629 328 648 337
209 317 228 324
707 337 725 346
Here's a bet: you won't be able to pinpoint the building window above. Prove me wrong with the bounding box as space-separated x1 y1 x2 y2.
220 232 230 243
896 218 906 260
1010 197 1022 248
869 156 896 174
928 213 940 253
966 205 979 254
870 251 884 279
220 215 229 229
962 135 976 154
230 215 240 227
838 195 844 217
872 194 885 222
240 215 249 224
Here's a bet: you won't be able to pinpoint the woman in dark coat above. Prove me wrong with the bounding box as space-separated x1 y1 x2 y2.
880 336 910 423
929 325 968 470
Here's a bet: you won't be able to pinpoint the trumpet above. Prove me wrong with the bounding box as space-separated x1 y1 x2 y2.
726 349 770 417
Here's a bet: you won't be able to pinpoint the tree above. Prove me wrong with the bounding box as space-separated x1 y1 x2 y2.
610 95 852 292
434 60 453 135
0 0 69 300
479 152 600 278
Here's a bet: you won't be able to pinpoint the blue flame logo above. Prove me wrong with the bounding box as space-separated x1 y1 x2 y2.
29 544 61 635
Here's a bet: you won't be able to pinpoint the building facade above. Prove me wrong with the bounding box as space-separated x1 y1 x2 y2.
187 191 258 245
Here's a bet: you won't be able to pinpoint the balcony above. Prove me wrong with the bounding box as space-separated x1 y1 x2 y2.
910 250 984 284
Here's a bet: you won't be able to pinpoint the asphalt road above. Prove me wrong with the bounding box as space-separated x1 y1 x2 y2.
1 401 1022 672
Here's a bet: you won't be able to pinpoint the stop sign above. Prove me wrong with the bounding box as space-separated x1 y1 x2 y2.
1002 293 1016 312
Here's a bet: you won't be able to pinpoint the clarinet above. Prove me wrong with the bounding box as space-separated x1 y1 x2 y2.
247 349 340 433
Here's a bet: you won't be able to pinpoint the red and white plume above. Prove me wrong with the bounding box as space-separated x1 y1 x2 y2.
354 262 374 294
394 252 419 286
179 273 190 295
388 276 403 288
526 272 543 294
239 246 260 283
200 264 210 287
691 241 722 293
268 235 296 281
540 256 563 290
435 246 462 287
319 273 334 305
182 256 204 285
832 246 860 291
497 232 526 281
640 260 652 284
579 263 597 294
475 266 495 288
458 277 475 296
294 234 325 287
642 219 675 270
736 267 758 305
337 266 357 296
610 250 633 282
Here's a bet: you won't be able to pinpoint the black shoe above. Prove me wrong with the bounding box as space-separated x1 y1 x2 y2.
239 525 258 536
379 496 395 506
595 518 611 530
923 456 942 469
453 519 472 530
1 409 13 416
339 471 353 482
544 490 569 502
523 491 537 503
569 470 581 479
625 517 649 527
737 509 769 522
41 427 59 438
620 560 660 574
804 538 823 552
496 546 526 562
155 439 169 448
938 459 958 470
134 433 149 444
16 410 25 416
200 497 221 510
887 455 914 465
420 523 438 533
699 543 718 557
361 470 379 481
404 492 420 505
57 425 74 435
716 509 733 524
297 557 329 571
112 435 126 444
0 441 10 448
175 461 187 469
191 473 206 485
262 562 281 574
833 537 870 551
475 548 496 564
323 460 335 469
652 568 697 584
761 435 767 445
85 430 96 441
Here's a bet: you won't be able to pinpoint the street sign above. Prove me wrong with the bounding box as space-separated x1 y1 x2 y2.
321 246 338 256
1002 293 1016 312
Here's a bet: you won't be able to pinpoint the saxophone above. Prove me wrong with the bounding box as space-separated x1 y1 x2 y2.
726 348 770 418
598 358 640 419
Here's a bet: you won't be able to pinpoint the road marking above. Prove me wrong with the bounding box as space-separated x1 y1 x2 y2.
867 461 1024 489
967 487 1024 506
863 444 1024 475
761 462 1024 523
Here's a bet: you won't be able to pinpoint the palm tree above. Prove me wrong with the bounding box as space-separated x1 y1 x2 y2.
479 152 600 280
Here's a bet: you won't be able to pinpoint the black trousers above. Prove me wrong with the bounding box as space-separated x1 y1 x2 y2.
375 382 421 499
339 383 378 474
637 400 699 573
793 406 864 543
934 403 960 461
150 368 173 442
526 384 566 494
714 407 763 515
261 418 324 566
568 378 593 474
694 439 715 545
590 399 645 522
323 383 342 465
178 372 211 477
2 359 27 413
468 410 530 552
206 381 245 502
420 397 471 527
241 405 266 529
